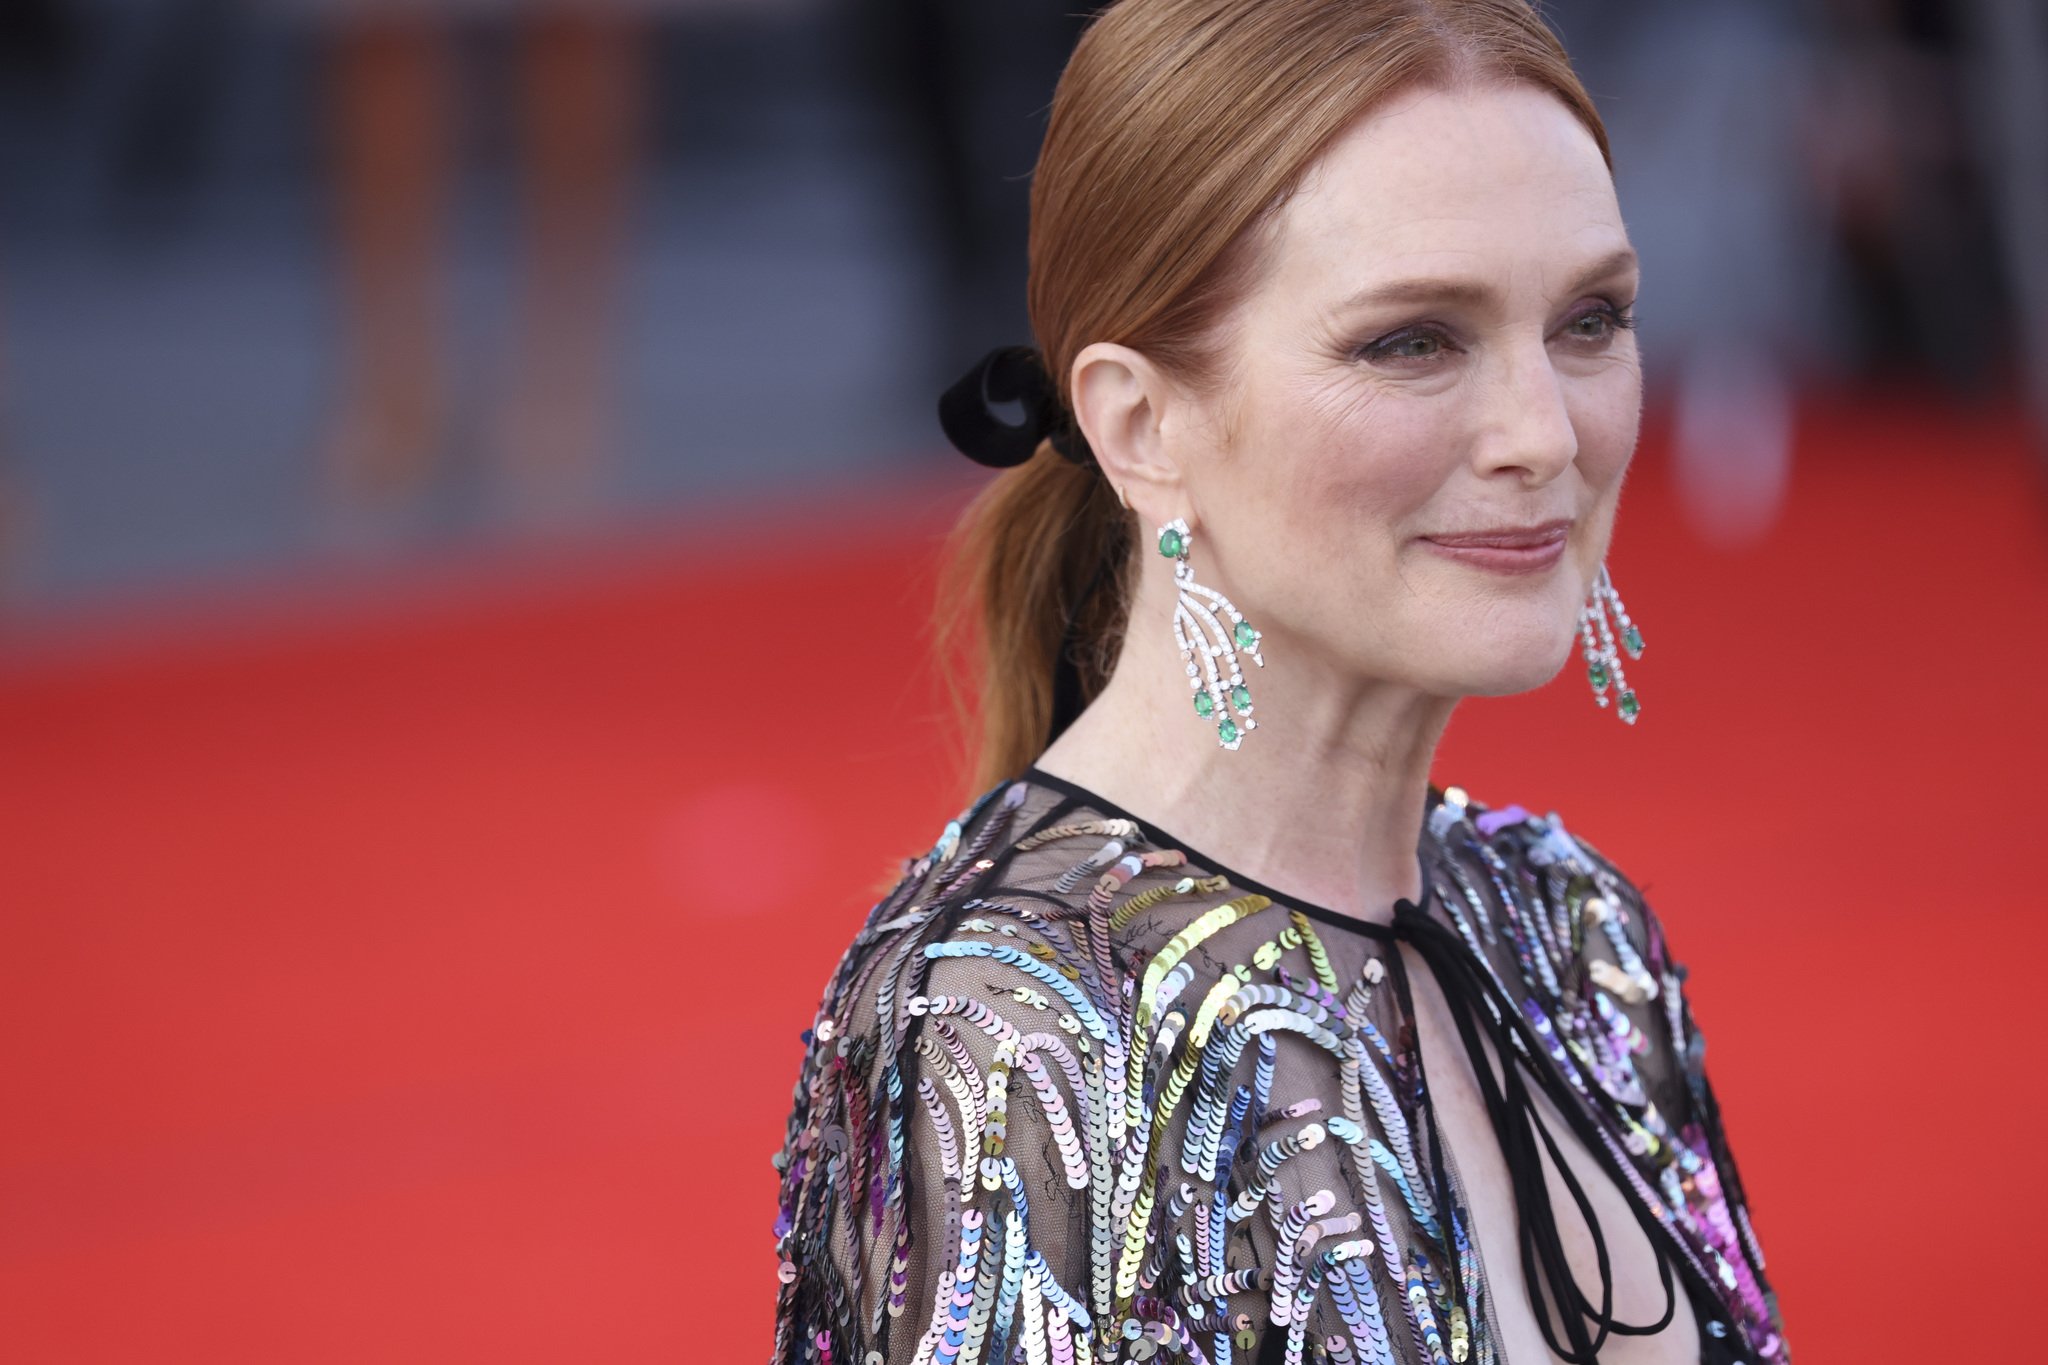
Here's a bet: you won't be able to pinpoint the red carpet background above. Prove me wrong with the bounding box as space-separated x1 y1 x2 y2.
2 394 2043 1362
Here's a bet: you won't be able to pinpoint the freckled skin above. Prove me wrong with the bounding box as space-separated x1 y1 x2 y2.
1129 81 1643 704
1052 80 1646 921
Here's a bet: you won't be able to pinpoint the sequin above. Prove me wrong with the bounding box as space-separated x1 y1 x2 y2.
770 773 1791 1365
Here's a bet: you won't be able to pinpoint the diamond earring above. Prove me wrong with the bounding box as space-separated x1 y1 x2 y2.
1157 516 1264 748
1580 561 1646 722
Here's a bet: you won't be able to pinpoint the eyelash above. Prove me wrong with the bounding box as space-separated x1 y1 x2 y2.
1355 301 1639 365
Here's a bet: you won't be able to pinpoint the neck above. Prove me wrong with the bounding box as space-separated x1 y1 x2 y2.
1030 609 1458 927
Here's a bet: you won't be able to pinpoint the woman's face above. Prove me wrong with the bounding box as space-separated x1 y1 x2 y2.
1181 80 1642 702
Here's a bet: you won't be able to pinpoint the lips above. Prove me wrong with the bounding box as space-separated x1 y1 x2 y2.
1420 518 1571 549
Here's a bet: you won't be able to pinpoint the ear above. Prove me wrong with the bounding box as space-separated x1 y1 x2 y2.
1069 342 1187 523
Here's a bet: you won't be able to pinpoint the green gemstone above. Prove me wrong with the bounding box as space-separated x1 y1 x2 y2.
1618 690 1640 720
1623 625 1644 654
1193 691 1214 717
1158 527 1184 558
1588 661 1609 689
1233 621 1257 649
1230 684 1252 711
1218 718 1240 745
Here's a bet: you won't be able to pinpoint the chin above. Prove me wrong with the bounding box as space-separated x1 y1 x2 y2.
1438 616 1581 698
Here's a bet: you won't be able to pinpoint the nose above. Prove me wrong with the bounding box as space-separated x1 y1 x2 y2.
1473 339 1578 483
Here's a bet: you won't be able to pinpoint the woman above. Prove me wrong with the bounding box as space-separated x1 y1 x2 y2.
770 3 1792 1363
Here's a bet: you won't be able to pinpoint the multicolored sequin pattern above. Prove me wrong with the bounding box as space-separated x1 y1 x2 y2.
1426 787 1788 1363
769 775 1789 1365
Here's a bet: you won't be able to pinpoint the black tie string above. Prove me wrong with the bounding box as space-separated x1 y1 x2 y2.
1391 897 1682 1364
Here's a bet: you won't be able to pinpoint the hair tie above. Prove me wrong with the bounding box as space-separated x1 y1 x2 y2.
938 345 1093 468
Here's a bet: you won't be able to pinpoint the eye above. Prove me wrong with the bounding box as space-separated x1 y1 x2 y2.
1562 301 1639 345
1357 325 1458 366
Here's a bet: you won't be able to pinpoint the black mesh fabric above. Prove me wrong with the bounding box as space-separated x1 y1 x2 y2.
769 768 1789 1365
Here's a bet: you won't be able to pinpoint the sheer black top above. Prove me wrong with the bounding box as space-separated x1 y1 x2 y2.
769 769 1789 1365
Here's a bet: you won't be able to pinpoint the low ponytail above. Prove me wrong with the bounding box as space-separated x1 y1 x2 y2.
934 444 1134 796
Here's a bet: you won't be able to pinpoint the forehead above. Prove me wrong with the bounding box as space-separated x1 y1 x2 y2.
1268 81 1628 299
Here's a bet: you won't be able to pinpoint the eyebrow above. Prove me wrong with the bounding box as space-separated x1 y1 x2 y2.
1336 246 1640 313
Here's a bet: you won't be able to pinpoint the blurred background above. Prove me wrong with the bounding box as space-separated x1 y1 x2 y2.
1 0 2043 1360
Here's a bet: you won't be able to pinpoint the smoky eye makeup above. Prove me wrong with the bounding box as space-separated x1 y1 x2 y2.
1350 297 1638 367
1349 319 1467 366
1562 298 1640 341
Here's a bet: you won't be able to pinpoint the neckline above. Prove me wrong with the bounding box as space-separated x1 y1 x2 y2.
1017 763 1443 940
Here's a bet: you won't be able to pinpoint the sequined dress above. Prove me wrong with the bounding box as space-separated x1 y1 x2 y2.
769 767 1790 1365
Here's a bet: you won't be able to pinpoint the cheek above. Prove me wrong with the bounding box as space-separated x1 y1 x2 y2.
1265 376 1455 537
1567 363 1643 490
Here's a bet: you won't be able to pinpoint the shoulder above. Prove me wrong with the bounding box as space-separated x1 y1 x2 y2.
1427 782 1681 978
1430 786 1792 1356
770 778 1127 1362
800 776 1134 1056
772 761 1269 1191
1424 783 1701 1105
773 769 1139 1177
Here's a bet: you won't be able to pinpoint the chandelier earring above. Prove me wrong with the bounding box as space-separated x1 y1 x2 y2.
1579 560 1646 722
1157 517 1264 749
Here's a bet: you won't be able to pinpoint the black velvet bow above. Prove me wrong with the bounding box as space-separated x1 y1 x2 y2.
938 345 1093 468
